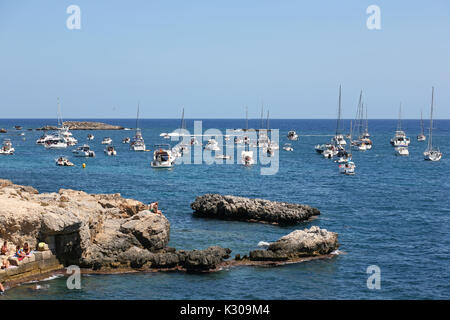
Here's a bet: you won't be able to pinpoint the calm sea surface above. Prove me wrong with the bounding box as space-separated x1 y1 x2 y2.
0 119 449 299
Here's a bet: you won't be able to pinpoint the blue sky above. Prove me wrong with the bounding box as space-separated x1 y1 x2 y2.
0 0 449 119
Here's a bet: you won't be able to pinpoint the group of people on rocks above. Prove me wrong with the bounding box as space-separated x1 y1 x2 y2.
1 240 35 293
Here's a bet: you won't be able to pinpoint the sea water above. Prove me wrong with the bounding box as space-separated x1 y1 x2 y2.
0 119 449 299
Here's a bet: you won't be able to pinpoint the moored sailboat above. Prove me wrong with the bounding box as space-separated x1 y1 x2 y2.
424 87 442 161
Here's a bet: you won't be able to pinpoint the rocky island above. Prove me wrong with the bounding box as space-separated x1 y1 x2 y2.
191 194 320 225
36 121 124 131
0 181 338 290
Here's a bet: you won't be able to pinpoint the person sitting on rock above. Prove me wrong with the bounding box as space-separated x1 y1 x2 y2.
150 202 162 215
23 242 32 256
15 245 26 261
1 241 8 255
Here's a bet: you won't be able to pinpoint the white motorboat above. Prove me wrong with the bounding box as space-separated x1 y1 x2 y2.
87 134 94 140
122 137 130 144
44 135 68 149
424 87 442 161
395 146 409 156
351 140 368 152
204 139 220 151
104 145 117 156
130 129 146 151
339 161 356 175
101 137 112 145
36 132 59 144
335 153 352 163
283 143 293 152
151 145 176 168
0 139 14 155
287 131 299 141
72 144 95 157
241 151 254 166
56 156 74 166
391 104 410 146
59 126 77 146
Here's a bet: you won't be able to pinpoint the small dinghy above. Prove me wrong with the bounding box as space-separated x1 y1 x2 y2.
283 143 293 152
339 161 356 175
122 137 130 144
241 151 254 166
395 146 409 156
287 131 299 141
101 137 112 145
56 156 74 166
104 145 117 156
87 134 94 140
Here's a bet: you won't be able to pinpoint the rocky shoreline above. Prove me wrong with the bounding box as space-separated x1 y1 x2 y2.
36 121 124 131
191 194 320 225
0 180 339 291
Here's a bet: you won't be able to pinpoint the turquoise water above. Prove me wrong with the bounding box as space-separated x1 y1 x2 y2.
0 119 449 299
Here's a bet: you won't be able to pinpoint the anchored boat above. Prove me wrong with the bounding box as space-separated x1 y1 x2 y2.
72 144 95 157
0 139 14 155
151 145 176 168
424 87 442 161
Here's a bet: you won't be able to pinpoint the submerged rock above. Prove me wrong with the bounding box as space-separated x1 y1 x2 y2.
191 194 320 225
249 226 339 261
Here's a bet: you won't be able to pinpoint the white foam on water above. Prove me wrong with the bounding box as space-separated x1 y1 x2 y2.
257 241 271 247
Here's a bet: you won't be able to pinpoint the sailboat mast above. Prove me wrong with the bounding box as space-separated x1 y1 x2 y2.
336 85 342 135
245 106 248 131
180 108 185 130
136 103 140 130
428 87 434 150
57 97 62 127
260 102 264 129
266 110 270 131
365 103 369 133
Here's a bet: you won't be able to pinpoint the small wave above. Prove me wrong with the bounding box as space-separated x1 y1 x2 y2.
331 250 342 255
35 284 50 290
257 241 271 247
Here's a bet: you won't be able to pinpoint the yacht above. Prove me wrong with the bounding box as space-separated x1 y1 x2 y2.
104 145 117 156
36 132 59 144
72 144 95 157
56 156 74 166
122 137 130 144
44 135 68 149
58 126 77 146
101 137 112 145
0 139 14 155
287 131 299 141
391 104 410 146
151 145 176 168
417 111 426 142
130 104 146 151
87 134 94 140
339 161 356 175
424 87 442 161
332 85 347 146
395 146 409 156
241 151 254 166
0 128 7 133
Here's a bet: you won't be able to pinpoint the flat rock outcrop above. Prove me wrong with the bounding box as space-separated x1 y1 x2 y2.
191 194 320 225
0 180 230 273
63 121 124 130
248 226 339 261
36 121 124 131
